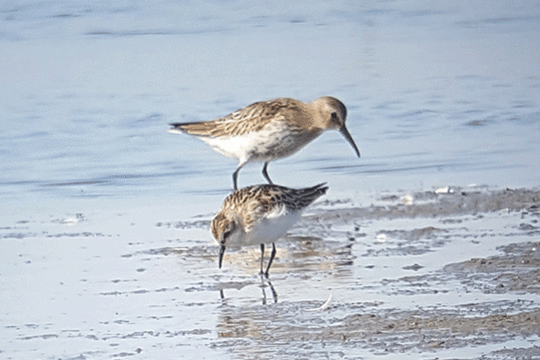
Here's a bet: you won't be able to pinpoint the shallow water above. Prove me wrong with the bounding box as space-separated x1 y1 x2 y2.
1 1 540 359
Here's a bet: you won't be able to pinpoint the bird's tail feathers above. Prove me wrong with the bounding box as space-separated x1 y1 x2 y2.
297 183 328 206
168 122 212 136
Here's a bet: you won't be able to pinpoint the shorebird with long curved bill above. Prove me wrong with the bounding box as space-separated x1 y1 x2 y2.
169 97 360 190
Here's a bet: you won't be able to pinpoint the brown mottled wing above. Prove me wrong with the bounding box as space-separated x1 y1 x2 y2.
237 185 276 231
222 183 327 232
169 98 302 137
251 183 328 219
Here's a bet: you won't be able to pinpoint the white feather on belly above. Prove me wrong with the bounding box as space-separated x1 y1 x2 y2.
227 206 302 247
202 135 252 159
200 123 290 162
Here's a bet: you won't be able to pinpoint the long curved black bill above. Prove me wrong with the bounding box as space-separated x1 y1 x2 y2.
218 244 226 269
339 125 361 158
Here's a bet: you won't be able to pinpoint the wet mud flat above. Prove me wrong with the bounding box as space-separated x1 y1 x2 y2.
160 186 540 359
2 186 540 359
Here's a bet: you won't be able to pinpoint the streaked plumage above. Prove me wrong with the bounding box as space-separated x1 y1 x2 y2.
169 97 360 190
211 183 328 277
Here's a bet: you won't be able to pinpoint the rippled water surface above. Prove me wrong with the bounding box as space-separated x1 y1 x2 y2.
1 1 540 359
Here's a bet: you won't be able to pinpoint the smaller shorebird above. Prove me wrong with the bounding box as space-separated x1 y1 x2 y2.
211 183 328 277
169 97 360 190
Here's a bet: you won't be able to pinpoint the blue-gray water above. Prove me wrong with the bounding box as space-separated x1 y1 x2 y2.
1 1 540 359
2 1 539 209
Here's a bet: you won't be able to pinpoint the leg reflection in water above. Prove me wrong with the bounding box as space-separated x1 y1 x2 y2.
219 277 278 305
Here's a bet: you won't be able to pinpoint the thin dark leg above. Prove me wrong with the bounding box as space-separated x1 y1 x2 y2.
232 161 247 191
232 169 239 191
264 243 276 278
260 243 265 275
262 162 273 184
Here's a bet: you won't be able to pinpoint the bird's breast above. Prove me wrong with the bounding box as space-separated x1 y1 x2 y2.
248 124 322 161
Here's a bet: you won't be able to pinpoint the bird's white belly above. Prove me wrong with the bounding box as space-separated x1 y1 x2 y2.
201 123 295 163
228 209 302 247
203 135 252 160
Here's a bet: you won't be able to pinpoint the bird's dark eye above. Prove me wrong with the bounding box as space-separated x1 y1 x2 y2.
331 112 339 123
222 221 236 241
